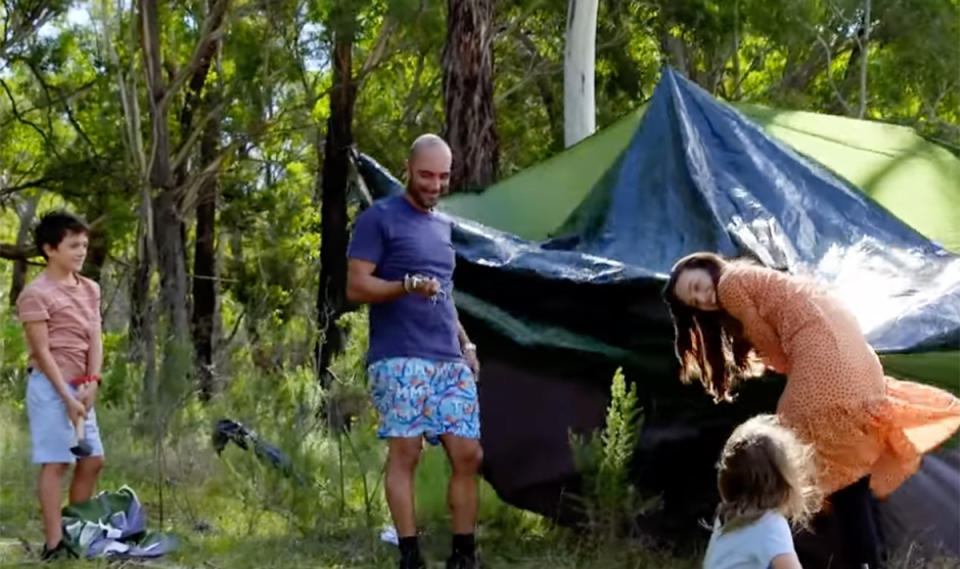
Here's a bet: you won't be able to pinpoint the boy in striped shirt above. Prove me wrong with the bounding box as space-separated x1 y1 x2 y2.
16 211 104 560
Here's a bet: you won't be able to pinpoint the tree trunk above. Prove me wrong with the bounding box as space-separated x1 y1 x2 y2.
130 227 151 357
831 37 861 116
732 0 741 100
139 0 190 349
84 224 110 283
598 0 645 103
777 45 834 96
153 192 190 341
9 196 39 306
84 195 110 283
170 20 217 348
315 10 357 386
516 30 563 152
657 3 691 80
563 0 598 148
442 0 499 189
858 0 870 119
136 0 233 396
140 0 172 193
193 88 220 401
132 185 158 409
189 0 224 400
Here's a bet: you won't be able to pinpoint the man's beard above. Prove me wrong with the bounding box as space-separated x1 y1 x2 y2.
407 183 443 209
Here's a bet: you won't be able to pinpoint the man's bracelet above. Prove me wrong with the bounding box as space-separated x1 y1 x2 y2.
403 274 426 294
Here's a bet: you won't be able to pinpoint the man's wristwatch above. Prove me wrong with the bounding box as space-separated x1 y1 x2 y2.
462 342 477 353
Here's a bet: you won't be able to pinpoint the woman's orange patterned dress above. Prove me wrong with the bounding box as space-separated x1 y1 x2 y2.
717 264 960 497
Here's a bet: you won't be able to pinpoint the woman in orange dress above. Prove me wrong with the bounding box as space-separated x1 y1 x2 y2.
664 252 960 569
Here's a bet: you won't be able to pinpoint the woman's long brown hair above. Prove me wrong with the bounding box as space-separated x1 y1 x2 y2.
663 252 761 401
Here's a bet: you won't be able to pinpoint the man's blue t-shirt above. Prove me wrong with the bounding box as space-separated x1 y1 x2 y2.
347 195 462 363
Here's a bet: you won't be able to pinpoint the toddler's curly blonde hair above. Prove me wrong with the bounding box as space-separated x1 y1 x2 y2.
716 414 823 531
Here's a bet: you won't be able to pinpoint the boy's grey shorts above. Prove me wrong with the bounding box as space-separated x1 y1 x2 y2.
26 369 104 464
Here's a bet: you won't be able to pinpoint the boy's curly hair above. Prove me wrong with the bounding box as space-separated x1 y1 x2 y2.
34 211 89 260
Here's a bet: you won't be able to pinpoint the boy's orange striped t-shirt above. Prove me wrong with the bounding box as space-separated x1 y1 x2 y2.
16 272 101 381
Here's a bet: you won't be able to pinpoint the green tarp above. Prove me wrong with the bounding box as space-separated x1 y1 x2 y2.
444 104 960 253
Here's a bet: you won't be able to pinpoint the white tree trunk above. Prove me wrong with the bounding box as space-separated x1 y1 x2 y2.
563 0 598 148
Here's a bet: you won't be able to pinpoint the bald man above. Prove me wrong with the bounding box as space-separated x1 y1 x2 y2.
346 134 482 569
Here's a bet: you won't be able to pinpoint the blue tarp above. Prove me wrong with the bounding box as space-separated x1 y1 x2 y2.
352 68 960 558
357 67 960 355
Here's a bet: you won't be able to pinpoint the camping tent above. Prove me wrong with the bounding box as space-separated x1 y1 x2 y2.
439 72 960 394
353 68 960 563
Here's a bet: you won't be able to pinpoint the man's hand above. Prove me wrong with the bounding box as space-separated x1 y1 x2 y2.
407 275 440 298
463 345 480 377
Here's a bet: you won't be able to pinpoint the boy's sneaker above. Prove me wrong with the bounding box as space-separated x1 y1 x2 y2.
40 540 78 562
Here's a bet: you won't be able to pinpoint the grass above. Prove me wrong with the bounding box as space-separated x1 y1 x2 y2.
0 396 697 569
0 310 956 569
4 408 957 569
3 406 960 569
